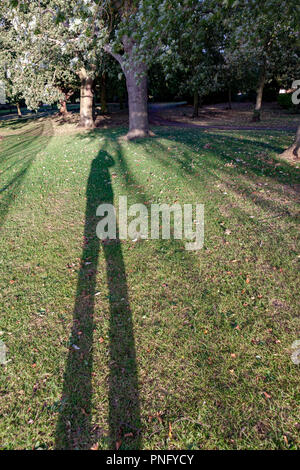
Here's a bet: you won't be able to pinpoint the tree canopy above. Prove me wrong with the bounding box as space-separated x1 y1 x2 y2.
1 0 299 133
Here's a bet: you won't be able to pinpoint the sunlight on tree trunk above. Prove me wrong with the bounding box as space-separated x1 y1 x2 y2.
125 66 149 139
104 40 150 139
78 68 95 129
16 102 22 117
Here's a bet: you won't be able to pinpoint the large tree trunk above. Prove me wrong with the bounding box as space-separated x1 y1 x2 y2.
104 39 149 139
78 68 95 129
125 64 149 139
281 125 300 160
252 66 266 122
100 72 107 114
192 91 199 118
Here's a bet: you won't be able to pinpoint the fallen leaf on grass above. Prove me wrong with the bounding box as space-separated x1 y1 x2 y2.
90 443 99 450
168 422 172 439
116 440 122 450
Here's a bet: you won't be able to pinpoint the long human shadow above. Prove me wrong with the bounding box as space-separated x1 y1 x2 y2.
55 150 141 449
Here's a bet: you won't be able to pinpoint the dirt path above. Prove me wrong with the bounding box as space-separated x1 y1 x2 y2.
1 102 298 136
149 112 298 132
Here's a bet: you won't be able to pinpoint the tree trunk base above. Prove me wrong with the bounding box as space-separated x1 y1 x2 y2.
120 129 155 141
77 117 95 129
252 110 261 122
281 144 299 160
125 129 150 140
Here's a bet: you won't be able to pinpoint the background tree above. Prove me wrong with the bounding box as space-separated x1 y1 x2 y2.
3 0 108 128
0 16 25 116
56 0 194 138
0 5 80 114
228 0 300 121
176 0 224 118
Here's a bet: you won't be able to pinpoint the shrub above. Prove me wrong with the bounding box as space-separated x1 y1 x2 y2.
278 92 299 112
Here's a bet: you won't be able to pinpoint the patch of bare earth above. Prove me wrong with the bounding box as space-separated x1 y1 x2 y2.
153 102 299 130
46 110 130 136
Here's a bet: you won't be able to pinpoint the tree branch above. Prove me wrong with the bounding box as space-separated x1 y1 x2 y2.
103 44 124 68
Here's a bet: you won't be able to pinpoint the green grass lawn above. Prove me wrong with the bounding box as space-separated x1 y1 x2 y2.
0 119 299 450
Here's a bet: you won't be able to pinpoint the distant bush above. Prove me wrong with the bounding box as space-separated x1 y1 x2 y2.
278 92 299 112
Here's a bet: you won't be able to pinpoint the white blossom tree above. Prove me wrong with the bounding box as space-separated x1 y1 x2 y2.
2 0 108 127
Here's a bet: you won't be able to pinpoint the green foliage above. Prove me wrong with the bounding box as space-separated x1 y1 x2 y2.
2 0 300 110
0 0 107 110
278 93 299 112
227 0 300 91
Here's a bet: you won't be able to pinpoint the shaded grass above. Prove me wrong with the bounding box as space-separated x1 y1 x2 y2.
0 122 299 450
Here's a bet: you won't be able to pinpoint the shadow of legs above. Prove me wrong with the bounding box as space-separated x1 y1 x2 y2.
104 239 141 449
55 150 141 449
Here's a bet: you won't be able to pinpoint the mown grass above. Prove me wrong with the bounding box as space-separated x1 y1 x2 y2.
0 119 299 450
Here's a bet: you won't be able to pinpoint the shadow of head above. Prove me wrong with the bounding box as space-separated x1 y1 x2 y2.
85 151 116 224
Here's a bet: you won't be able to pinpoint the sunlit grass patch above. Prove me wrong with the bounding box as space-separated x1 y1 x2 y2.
0 121 299 450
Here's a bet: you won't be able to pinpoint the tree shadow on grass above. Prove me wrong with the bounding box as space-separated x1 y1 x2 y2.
0 122 52 227
132 129 300 220
55 149 141 449
58 128 299 448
